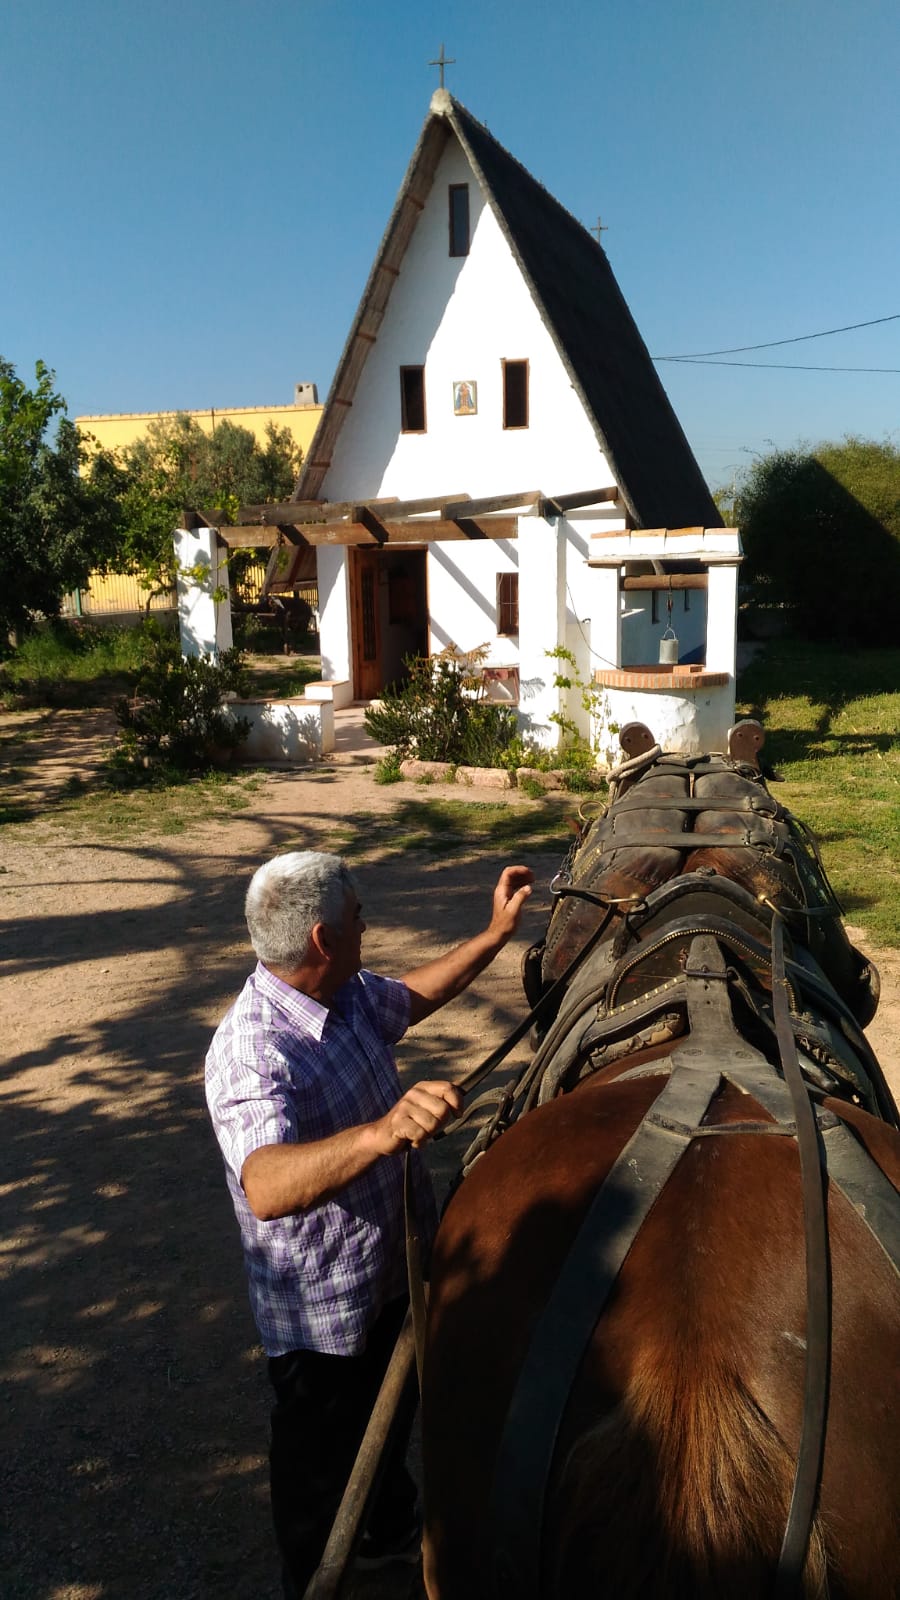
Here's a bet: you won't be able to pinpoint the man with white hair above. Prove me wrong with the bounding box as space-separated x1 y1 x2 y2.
206 849 533 1597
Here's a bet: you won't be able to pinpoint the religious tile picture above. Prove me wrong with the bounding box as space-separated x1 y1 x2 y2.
453 380 477 416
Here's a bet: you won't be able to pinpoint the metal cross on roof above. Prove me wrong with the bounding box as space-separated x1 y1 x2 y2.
429 43 456 88
591 216 609 243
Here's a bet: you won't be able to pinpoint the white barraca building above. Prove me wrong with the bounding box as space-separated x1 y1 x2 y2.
186 91 739 759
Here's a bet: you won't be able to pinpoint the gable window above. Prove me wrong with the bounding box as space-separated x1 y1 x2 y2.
496 572 519 636
400 366 426 432
502 359 529 429
449 184 470 256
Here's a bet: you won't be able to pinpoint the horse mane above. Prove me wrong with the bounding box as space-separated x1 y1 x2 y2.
550 1355 829 1598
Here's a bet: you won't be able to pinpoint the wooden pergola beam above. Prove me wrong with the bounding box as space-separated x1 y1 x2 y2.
537 486 619 518
353 505 389 546
442 489 541 519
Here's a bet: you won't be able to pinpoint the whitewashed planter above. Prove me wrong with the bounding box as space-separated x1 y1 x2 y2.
223 698 334 764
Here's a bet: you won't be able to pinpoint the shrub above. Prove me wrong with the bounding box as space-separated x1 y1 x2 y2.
113 634 251 778
364 650 517 767
739 439 900 644
373 752 403 785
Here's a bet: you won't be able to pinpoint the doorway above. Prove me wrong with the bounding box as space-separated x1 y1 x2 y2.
350 547 428 699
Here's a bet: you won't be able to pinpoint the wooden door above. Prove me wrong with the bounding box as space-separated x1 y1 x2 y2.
351 548 382 700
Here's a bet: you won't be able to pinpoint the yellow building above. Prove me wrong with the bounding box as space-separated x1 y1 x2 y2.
75 393 323 459
69 392 324 617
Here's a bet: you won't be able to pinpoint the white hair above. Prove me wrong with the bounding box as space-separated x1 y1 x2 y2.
245 851 355 967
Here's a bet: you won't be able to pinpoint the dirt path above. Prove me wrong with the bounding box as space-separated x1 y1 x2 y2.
1 738 898 1600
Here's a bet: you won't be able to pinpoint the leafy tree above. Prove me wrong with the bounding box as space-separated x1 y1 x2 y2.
739 438 900 643
0 359 123 649
109 414 302 604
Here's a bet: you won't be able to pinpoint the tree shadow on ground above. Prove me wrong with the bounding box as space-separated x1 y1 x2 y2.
0 770 561 1600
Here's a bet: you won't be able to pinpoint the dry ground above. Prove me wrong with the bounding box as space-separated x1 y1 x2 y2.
1 714 898 1600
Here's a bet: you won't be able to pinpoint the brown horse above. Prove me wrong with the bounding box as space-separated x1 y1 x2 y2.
421 738 900 1600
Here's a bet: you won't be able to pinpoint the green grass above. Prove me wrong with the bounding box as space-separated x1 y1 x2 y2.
0 620 157 708
242 653 322 699
326 797 571 863
39 770 265 840
737 642 900 945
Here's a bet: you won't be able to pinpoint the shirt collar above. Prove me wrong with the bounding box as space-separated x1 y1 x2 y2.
253 960 331 1042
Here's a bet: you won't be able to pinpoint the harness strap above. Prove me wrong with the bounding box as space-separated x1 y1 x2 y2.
489 1063 721 1600
819 1121 900 1277
605 830 782 849
770 913 831 1599
608 794 778 814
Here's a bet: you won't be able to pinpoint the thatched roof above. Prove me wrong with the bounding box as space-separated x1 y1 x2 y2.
296 92 720 530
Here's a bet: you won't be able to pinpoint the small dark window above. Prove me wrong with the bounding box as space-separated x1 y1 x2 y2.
449 184 470 256
651 590 660 624
502 360 529 429
497 572 519 635
400 366 426 432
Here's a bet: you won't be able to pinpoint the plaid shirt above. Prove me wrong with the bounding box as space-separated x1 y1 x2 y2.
205 962 437 1357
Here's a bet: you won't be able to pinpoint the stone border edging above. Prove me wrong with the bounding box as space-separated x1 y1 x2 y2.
397 758 603 793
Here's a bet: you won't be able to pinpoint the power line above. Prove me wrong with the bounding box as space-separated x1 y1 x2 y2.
657 358 900 372
654 312 900 360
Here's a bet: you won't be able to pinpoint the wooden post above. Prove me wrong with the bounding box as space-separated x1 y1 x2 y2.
302 1313 418 1600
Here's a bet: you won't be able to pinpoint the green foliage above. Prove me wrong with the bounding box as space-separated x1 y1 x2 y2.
0 619 158 708
373 752 403 785
112 633 252 778
105 412 303 604
546 645 618 766
519 774 547 799
739 438 900 643
0 358 124 649
364 649 517 766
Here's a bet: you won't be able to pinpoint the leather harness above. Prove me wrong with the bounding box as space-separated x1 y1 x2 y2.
487 932 900 1600
408 754 900 1596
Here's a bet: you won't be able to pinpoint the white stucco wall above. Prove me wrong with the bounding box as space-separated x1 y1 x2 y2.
426 537 520 663
317 546 353 686
174 526 233 660
320 138 619 504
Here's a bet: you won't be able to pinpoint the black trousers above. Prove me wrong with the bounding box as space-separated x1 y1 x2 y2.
268 1298 419 1599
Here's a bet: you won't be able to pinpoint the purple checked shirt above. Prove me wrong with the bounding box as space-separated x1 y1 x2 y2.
205 961 437 1357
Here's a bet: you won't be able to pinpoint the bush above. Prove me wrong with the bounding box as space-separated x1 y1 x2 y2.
113 634 251 778
364 651 517 767
0 618 158 707
739 439 900 644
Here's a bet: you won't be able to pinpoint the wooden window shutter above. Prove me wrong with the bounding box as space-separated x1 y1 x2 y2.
400 366 426 432
449 184 470 256
496 572 519 636
502 360 529 429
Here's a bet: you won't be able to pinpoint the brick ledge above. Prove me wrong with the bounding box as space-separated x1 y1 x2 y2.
593 667 730 690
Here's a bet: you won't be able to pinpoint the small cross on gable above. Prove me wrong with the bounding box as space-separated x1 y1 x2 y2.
428 43 456 89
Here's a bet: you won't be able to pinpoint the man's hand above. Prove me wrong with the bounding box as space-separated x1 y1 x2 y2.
488 864 534 943
375 1080 464 1152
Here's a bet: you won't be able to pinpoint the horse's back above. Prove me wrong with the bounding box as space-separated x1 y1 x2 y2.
423 1073 900 1600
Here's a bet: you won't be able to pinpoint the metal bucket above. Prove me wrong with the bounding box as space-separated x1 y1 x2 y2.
659 629 679 666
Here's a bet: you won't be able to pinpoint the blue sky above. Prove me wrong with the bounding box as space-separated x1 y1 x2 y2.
2 0 898 490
